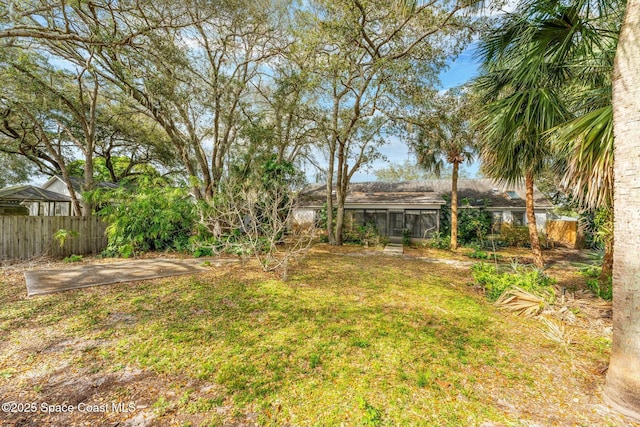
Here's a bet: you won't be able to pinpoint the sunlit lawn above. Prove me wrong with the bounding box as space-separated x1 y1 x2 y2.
0 246 617 426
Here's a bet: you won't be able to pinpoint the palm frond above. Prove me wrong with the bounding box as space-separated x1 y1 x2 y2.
552 105 613 209
495 286 547 317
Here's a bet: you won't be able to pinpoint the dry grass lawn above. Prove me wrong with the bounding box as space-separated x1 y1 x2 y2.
0 244 636 427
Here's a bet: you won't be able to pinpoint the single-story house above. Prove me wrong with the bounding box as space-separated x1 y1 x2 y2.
40 176 118 215
294 179 554 241
0 185 72 216
296 181 447 240
424 179 554 233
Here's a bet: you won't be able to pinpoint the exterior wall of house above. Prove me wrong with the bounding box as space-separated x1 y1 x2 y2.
292 208 317 228
487 208 548 233
43 178 72 197
24 201 71 216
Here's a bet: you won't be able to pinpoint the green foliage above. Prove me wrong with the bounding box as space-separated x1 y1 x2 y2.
580 265 612 300
458 208 493 245
499 225 531 247
468 248 490 260
580 207 613 250
70 157 167 188
94 182 198 257
471 263 556 302
343 224 381 247
373 159 435 182
586 278 613 301
63 254 83 263
358 397 383 427
53 229 80 248
426 232 451 249
317 203 337 230
401 229 411 246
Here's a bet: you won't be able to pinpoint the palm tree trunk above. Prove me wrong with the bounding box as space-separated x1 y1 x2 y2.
450 161 459 250
604 0 640 419
525 171 544 268
600 233 613 281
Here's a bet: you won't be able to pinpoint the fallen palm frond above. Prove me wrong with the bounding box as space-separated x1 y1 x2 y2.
538 316 573 353
495 286 547 317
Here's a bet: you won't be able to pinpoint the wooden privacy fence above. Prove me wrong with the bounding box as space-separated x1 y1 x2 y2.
0 216 108 261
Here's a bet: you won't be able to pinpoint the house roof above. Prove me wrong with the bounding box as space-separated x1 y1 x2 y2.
43 176 118 194
298 179 553 209
0 185 72 203
423 178 554 209
298 182 446 207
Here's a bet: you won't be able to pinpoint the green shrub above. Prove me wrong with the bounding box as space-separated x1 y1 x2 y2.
426 232 450 249
586 276 613 301
401 229 411 246
499 225 531 247
343 224 381 247
458 208 493 245
54 229 80 248
63 254 83 263
579 265 601 279
471 263 556 301
578 264 612 300
94 184 198 257
468 248 490 259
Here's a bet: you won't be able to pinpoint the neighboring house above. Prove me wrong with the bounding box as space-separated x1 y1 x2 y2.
0 185 71 216
294 179 554 241
295 182 447 241
424 179 554 233
41 176 118 215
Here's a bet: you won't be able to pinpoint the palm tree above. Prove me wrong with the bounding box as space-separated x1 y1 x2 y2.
474 15 570 267
410 89 476 250
540 0 623 279
476 88 567 268
604 0 640 419
474 0 622 269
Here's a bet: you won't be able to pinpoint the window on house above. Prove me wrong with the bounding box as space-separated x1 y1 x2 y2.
314 209 323 227
506 191 521 200
492 212 503 232
512 211 525 226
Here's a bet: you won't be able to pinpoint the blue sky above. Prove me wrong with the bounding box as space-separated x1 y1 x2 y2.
349 45 481 183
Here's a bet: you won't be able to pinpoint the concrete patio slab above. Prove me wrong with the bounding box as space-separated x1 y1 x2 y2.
24 258 236 296
383 243 404 255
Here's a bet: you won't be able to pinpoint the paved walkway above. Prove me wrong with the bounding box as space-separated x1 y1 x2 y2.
382 243 404 255
24 258 235 296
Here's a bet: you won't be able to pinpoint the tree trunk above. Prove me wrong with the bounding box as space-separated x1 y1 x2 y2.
326 141 336 245
450 161 459 250
82 150 94 217
604 0 640 419
601 232 614 281
525 171 544 268
335 195 345 246
62 172 83 217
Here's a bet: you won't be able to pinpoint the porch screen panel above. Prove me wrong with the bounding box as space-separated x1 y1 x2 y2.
353 210 364 227
374 210 387 236
344 210 355 230
405 210 422 238
406 210 438 238
389 212 404 237
420 211 438 237
364 209 387 235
